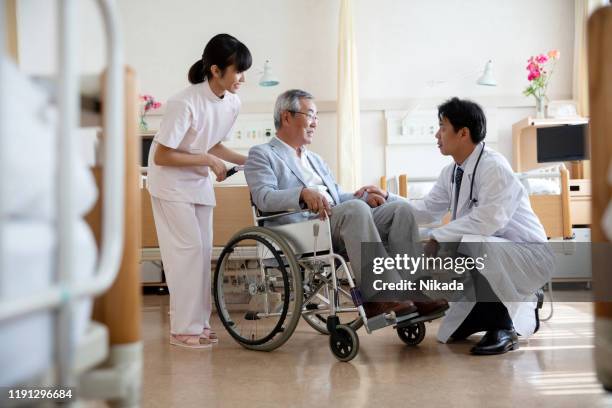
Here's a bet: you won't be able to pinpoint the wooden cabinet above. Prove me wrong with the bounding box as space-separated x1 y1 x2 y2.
141 188 158 248
512 116 592 229
512 116 589 174
141 185 253 250
569 179 592 225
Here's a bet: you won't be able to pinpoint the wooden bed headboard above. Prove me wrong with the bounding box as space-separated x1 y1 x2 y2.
85 66 141 345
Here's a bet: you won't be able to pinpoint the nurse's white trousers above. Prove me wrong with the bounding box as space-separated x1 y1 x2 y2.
151 197 213 335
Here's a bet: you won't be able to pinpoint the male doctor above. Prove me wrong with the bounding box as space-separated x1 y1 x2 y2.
360 97 554 355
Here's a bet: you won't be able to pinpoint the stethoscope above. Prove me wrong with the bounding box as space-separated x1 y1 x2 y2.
449 142 486 212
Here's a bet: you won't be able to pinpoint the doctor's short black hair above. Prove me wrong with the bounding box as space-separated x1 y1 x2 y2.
437 97 487 144
188 34 252 84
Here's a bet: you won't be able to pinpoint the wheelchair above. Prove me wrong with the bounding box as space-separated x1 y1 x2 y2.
213 205 445 362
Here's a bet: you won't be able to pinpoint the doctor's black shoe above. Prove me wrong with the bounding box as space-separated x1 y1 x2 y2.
470 329 519 355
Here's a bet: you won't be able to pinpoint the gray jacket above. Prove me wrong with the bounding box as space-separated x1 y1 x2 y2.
244 137 359 224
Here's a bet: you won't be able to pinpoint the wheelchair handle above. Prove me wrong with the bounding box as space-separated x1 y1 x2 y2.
225 165 244 178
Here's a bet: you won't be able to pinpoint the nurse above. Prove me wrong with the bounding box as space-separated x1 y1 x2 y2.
147 34 252 348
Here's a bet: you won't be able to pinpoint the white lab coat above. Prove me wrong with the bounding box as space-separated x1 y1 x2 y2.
407 144 554 342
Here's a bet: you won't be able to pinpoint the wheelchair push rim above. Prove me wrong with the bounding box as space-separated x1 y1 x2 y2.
213 227 303 351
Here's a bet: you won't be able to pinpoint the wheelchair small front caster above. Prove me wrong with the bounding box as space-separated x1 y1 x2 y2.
329 324 359 362
397 322 426 346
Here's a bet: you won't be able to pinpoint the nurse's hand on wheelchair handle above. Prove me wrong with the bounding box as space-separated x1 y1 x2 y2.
300 187 332 219
203 153 227 182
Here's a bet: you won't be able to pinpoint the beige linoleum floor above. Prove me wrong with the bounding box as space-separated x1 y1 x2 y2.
140 294 612 408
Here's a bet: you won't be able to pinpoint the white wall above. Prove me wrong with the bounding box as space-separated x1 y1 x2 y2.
17 0 575 187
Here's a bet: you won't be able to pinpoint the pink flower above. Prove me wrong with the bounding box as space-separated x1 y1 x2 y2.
140 94 162 113
526 61 541 81
528 71 541 81
524 50 560 97
535 54 548 64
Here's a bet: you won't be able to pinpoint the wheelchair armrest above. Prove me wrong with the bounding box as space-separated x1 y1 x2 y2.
254 208 313 222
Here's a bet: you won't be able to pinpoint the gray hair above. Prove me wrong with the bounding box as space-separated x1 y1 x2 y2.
273 89 314 130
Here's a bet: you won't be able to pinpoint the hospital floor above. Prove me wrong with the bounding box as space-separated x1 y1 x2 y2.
136 294 611 408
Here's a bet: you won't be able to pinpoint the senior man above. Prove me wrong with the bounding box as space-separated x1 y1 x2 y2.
244 89 447 319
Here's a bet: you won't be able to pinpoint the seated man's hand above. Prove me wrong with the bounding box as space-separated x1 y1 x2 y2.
424 238 440 257
300 188 332 219
366 192 386 208
354 185 389 199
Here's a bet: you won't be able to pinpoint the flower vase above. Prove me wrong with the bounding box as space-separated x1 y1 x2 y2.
139 116 149 132
535 96 547 119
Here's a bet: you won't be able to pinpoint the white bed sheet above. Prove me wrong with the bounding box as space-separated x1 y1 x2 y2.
1 57 97 220
1 57 99 387
0 220 97 386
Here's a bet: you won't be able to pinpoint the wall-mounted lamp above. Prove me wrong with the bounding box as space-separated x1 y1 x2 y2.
476 60 497 86
258 60 279 87
406 58 498 107
400 59 498 131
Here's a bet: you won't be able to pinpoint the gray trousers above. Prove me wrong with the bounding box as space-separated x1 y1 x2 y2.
329 199 421 286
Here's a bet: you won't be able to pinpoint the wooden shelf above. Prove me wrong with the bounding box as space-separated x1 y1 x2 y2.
512 116 589 173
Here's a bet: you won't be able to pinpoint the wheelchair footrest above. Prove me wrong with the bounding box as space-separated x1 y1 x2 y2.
366 311 419 331
395 311 446 328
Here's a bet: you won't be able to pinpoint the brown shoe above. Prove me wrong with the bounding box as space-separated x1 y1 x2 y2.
363 300 417 319
414 299 449 316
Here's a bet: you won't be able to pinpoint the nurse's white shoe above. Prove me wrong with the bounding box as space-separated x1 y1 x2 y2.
170 334 212 349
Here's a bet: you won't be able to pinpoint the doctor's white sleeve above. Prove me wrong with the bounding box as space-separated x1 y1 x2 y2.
430 165 523 242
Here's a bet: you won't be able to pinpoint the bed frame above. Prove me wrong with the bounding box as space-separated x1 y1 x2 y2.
0 1 141 405
380 163 573 239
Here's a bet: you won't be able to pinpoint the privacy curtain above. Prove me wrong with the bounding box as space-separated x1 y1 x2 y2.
337 0 361 190
574 0 609 116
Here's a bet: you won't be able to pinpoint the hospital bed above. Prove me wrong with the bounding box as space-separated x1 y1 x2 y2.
380 164 573 321
380 163 572 239
0 1 141 406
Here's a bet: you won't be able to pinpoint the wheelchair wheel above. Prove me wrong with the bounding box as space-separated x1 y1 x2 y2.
397 322 426 346
302 264 363 335
329 324 359 362
214 226 303 352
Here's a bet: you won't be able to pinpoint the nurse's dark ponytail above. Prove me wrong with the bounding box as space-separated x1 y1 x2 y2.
188 34 253 84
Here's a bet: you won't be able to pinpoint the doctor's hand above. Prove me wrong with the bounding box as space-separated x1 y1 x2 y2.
366 193 386 208
354 185 389 200
300 188 332 220
203 154 227 182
